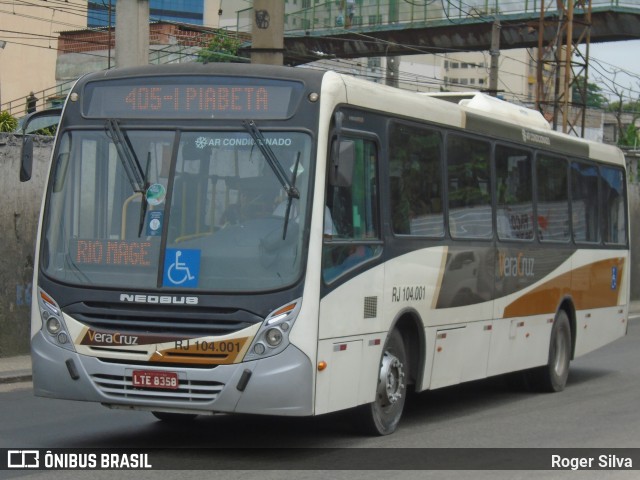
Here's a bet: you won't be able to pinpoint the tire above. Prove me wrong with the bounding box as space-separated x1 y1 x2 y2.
528 309 572 392
355 329 408 435
151 411 198 422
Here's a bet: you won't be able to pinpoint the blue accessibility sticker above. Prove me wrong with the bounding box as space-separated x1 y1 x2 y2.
611 266 618 290
163 248 201 288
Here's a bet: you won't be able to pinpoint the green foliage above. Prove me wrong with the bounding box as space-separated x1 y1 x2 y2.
607 100 640 114
196 33 243 63
618 122 640 148
32 125 57 136
571 76 606 109
0 110 18 132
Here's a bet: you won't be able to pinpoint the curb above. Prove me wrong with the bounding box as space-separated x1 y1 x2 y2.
0 370 32 385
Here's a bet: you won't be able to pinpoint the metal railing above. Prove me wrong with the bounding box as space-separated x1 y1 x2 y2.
233 0 637 35
1 79 76 118
3 0 636 118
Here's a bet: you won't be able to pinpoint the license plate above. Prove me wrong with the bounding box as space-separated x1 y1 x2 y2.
132 370 179 390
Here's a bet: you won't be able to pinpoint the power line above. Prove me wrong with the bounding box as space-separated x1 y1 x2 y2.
3 1 639 108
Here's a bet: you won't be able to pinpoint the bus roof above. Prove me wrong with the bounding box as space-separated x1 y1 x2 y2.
70 64 624 167
334 72 624 166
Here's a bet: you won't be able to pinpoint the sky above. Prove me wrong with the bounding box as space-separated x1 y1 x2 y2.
581 39 640 102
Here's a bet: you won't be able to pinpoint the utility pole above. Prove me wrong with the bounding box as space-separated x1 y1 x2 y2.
488 18 501 97
386 56 399 88
251 0 285 65
115 0 150 68
536 0 592 136
385 0 400 87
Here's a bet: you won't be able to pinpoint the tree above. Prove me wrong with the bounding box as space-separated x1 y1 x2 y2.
605 72 640 147
197 33 244 63
619 122 640 148
571 76 606 109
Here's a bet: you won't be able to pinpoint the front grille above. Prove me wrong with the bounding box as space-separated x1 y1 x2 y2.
65 301 262 337
91 373 223 403
98 357 219 369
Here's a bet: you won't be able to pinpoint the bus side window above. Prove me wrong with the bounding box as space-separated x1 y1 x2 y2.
536 154 569 242
389 122 443 237
323 137 381 282
447 134 492 239
571 161 600 244
495 145 533 241
600 165 627 245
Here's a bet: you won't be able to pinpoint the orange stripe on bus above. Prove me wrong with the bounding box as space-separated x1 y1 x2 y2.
503 258 625 318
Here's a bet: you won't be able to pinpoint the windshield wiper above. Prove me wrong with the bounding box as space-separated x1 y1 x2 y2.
242 120 300 200
243 120 301 240
105 119 145 193
105 120 150 238
137 152 152 237
282 152 301 240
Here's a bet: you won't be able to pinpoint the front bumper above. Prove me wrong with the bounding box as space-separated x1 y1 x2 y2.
31 331 314 416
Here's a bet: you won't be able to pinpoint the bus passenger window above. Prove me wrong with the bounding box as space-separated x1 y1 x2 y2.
600 166 626 245
389 122 444 237
446 135 492 239
323 137 381 282
536 155 569 242
571 161 600 244
495 145 533 241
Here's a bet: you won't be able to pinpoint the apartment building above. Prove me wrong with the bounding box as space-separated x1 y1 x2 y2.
0 2 87 113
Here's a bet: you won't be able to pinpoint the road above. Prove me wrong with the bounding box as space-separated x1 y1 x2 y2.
1 317 640 480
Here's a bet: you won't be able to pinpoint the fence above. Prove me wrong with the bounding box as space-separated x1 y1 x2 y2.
233 0 636 35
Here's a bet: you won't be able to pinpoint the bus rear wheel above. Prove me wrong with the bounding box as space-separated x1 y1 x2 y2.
528 309 572 392
355 329 407 435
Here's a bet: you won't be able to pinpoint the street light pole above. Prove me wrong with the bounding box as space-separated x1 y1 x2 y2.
0 40 6 109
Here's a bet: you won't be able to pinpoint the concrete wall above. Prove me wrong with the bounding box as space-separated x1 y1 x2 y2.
0 133 53 357
0 133 638 357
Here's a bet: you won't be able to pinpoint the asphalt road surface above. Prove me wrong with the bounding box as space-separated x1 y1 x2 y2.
2 316 640 480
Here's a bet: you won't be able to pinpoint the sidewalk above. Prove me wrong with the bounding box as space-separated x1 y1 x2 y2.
0 354 32 384
1 302 639 385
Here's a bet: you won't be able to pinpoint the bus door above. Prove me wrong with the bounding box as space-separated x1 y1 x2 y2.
316 134 384 414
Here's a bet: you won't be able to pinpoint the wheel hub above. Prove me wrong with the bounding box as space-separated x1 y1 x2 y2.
378 352 405 406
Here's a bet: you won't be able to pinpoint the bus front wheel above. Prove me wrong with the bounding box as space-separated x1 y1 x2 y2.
355 329 407 435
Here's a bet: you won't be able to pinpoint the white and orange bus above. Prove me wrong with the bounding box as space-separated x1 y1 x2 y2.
21 63 629 435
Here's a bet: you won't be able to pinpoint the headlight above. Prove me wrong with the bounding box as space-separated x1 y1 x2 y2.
243 298 301 361
38 289 75 352
46 317 62 335
265 328 283 347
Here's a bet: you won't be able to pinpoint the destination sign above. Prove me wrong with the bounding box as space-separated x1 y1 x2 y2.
82 76 303 119
72 239 157 267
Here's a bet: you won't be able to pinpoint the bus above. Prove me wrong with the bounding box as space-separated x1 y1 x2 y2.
20 63 629 435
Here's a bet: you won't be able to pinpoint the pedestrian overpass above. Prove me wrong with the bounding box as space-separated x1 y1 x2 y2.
235 1 640 65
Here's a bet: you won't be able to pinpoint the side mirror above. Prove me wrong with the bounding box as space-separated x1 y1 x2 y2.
330 139 355 187
19 108 62 182
20 136 34 182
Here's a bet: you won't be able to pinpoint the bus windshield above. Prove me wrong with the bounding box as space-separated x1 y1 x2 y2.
41 128 312 292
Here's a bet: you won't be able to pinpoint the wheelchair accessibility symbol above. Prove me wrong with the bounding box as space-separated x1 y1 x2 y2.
163 248 201 287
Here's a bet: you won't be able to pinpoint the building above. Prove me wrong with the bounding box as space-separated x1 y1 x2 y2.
88 0 203 28
440 49 538 104
1 0 600 141
0 1 224 115
56 21 248 89
0 2 87 114
87 1 222 29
